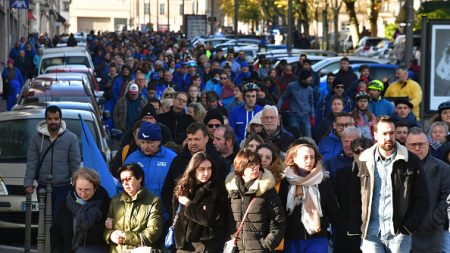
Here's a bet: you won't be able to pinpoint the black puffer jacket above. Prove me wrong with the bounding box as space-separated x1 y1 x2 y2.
172 180 227 252
225 170 286 253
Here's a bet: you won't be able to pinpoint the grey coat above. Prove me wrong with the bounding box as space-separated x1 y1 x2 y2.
412 153 450 252
24 120 81 187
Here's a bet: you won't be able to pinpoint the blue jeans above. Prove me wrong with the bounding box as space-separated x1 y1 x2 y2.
284 236 328 253
442 230 450 253
288 114 312 138
361 233 411 253
38 184 72 222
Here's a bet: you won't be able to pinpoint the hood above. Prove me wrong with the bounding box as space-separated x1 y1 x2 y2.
36 120 67 137
225 169 275 197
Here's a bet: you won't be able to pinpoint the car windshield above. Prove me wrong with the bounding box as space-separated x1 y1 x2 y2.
0 118 99 161
41 57 90 73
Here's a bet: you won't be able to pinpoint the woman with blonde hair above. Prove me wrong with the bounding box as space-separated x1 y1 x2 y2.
172 152 227 252
187 102 207 124
279 143 344 253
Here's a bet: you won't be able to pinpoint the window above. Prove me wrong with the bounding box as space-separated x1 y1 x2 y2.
63 2 70 12
160 3 165 15
144 3 149 14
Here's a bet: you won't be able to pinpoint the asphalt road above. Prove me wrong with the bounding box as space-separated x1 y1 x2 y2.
0 228 37 252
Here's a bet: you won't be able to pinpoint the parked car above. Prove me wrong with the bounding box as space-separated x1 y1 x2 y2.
44 65 101 91
354 37 392 57
39 47 94 75
0 108 111 228
312 56 390 77
56 35 87 47
16 74 103 121
319 63 399 83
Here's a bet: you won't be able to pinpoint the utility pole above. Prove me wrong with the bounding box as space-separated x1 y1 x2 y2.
210 0 214 34
234 0 238 39
287 0 292 53
404 0 414 65
167 0 170 31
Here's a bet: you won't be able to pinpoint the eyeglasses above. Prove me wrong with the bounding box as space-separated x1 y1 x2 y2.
407 142 427 149
335 86 345 90
352 148 364 155
336 122 354 128
164 93 174 97
76 187 95 193
120 176 135 184
208 124 221 128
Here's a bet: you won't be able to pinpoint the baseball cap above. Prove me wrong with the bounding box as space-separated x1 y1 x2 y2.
129 83 139 94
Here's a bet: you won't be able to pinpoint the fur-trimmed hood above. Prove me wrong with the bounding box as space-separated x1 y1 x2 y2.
225 169 276 197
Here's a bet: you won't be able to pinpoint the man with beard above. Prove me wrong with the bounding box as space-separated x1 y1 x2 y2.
348 116 429 253
277 69 314 138
395 121 409 146
24 106 81 219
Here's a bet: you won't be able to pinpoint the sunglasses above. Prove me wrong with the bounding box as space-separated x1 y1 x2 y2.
208 124 221 128
335 86 345 90
353 148 364 155
164 93 174 97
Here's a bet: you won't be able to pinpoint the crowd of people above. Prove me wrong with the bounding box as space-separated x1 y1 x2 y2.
15 29 450 253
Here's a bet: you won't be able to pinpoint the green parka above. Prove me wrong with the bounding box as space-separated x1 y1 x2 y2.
103 188 163 253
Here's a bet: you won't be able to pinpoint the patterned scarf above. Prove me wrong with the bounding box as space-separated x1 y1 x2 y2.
285 166 324 235
65 191 103 251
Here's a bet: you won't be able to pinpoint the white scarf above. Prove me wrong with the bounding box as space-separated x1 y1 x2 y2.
285 166 324 235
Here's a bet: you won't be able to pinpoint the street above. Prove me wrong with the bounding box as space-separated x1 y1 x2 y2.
0 229 37 252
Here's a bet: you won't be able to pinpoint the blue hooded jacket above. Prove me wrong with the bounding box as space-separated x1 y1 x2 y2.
369 98 395 117
124 146 177 222
228 104 263 144
318 131 342 162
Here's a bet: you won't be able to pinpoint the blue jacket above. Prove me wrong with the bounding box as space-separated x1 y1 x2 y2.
172 72 190 92
124 146 176 200
228 104 263 144
277 82 314 117
369 98 395 117
318 131 342 162
324 152 353 183
204 79 223 97
391 112 421 129
317 92 354 124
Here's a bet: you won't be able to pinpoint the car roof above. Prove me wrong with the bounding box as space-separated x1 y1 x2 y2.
13 101 96 113
43 47 88 54
0 108 95 122
36 72 89 80
45 65 89 71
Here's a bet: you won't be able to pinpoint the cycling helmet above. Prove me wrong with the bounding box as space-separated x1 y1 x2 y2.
187 60 197 68
242 82 259 93
355 91 371 101
438 101 450 114
367 80 384 91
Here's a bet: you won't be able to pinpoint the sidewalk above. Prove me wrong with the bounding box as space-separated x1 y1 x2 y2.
0 245 37 253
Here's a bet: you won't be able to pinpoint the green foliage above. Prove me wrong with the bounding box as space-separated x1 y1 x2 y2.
385 23 399 40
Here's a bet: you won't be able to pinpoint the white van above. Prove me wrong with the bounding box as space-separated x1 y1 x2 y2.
38 47 94 75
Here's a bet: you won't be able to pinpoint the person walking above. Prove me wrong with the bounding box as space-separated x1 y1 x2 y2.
348 116 429 253
24 105 81 218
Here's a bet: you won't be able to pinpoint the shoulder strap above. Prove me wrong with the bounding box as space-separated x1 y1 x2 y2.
234 198 256 244
35 132 66 179
121 144 130 163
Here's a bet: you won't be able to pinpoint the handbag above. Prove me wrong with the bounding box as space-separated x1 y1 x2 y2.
165 203 182 249
223 198 256 253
